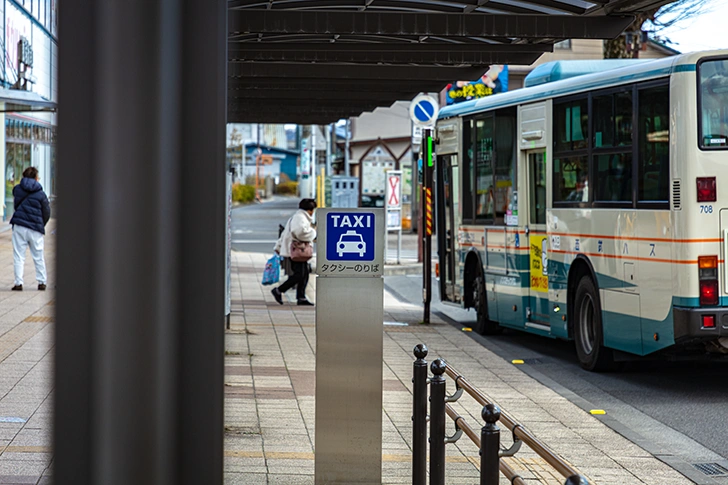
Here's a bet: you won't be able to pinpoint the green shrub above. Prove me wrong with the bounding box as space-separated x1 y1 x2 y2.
276 181 298 195
232 183 256 203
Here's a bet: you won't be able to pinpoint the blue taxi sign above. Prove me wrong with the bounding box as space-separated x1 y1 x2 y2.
316 208 384 277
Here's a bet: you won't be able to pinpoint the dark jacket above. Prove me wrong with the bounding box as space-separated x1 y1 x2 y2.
9 177 51 234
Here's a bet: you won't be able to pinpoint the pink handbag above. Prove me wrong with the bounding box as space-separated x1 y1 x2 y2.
290 240 313 262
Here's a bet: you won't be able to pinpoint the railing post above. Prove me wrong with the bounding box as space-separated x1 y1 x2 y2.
564 475 589 485
412 344 428 485
429 359 447 485
480 403 501 485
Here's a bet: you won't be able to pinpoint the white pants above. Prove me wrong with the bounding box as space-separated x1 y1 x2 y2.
12 225 47 286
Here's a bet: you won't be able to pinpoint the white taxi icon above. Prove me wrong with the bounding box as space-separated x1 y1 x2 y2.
337 230 366 257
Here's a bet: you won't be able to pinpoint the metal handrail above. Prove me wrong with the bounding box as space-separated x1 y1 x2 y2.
445 404 527 485
444 362 579 479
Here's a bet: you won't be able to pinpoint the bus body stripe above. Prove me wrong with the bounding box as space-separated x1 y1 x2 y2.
550 249 723 265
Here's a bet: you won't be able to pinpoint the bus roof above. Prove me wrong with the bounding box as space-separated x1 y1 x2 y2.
523 59 652 88
437 50 727 121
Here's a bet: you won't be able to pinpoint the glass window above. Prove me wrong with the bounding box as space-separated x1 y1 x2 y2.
639 85 670 202
475 116 495 221
615 91 633 146
595 153 632 202
592 95 613 148
554 98 588 152
554 155 589 203
494 109 516 225
529 152 546 224
462 119 474 222
592 91 632 148
698 58 728 149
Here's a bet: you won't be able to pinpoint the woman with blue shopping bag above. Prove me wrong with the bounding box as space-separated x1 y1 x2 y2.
271 198 316 306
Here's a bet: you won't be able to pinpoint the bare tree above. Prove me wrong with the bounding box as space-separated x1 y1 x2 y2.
604 0 710 58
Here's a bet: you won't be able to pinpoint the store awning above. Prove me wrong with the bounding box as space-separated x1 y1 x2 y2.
0 87 56 112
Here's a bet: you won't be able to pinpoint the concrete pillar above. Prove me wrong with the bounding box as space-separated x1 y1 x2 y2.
54 1 227 484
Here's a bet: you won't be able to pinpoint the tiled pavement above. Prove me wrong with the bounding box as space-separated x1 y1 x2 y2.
0 222 54 485
0 222 695 484
225 251 694 485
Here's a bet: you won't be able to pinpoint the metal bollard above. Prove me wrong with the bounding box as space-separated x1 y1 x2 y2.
412 344 428 485
480 403 501 485
564 475 589 485
429 359 447 485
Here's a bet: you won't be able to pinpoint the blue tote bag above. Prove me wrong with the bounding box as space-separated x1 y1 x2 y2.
262 254 281 286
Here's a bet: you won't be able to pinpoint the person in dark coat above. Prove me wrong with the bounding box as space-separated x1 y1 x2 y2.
9 166 51 291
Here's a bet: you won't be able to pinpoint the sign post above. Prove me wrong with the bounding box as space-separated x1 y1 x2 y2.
315 208 385 485
422 131 434 324
385 170 402 264
410 94 438 324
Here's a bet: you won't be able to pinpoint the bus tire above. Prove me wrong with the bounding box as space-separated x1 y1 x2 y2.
573 275 613 371
474 273 501 336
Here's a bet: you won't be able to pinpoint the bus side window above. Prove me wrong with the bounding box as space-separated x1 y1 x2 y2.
638 85 670 205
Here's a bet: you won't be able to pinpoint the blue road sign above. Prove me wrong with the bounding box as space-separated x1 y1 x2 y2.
326 212 376 261
410 94 439 127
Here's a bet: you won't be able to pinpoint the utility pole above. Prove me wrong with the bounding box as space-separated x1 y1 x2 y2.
325 123 332 177
311 125 317 201
344 119 351 176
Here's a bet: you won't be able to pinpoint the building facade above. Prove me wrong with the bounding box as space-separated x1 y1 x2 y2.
1 0 58 221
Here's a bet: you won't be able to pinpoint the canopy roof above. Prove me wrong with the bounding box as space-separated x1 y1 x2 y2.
228 0 678 124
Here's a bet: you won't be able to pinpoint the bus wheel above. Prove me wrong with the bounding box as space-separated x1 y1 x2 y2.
474 274 501 335
573 275 613 371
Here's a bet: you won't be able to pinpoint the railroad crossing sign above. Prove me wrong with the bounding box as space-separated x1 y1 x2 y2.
410 94 439 127
386 172 402 209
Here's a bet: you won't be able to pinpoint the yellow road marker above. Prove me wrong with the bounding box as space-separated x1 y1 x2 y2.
589 409 606 415
512 359 524 365
462 327 473 332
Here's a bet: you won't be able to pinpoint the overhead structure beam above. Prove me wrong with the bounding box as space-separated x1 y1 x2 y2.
229 89 411 101
229 76 447 88
229 10 635 39
229 48 542 65
228 42 553 53
230 63 489 80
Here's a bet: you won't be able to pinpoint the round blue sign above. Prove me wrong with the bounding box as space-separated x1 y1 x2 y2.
410 94 440 127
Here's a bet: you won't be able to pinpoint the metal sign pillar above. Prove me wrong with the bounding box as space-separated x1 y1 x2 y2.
315 208 385 485
385 170 402 264
422 130 434 324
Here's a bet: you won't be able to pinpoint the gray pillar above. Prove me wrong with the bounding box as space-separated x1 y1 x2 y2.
55 1 226 484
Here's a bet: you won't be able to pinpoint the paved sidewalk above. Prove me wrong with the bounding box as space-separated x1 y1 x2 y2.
225 251 693 485
0 226 697 484
0 224 55 485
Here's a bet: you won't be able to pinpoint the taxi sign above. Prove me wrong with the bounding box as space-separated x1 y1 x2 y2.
316 208 384 277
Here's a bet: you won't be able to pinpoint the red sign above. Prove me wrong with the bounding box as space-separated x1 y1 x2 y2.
387 174 401 208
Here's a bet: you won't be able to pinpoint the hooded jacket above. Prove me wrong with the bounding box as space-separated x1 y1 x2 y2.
274 209 316 258
9 177 51 234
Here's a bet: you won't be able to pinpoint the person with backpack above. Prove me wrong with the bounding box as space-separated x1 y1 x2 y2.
9 166 51 291
272 198 316 306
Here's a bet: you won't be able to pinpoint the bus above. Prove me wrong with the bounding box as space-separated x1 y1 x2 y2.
434 50 728 371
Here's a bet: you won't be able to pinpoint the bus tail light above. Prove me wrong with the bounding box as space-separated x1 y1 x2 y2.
698 256 719 306
697 177 717 202
702 315 716 329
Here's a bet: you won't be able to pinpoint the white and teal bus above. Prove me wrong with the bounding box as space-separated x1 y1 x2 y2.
434 51 728 370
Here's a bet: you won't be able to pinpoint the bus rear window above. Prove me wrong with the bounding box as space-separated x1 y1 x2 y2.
699 58 728 149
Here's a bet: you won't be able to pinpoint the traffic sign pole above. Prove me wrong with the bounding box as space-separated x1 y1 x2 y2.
422 129 434 324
